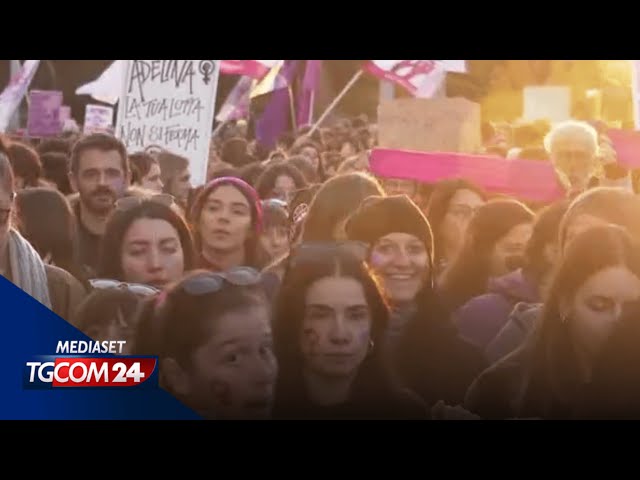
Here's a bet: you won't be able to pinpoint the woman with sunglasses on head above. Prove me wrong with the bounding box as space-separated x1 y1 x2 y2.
272 245 428 419
134 267 277 420
189 177 264 272
345 195 485 407
0 139 87 323
98 194 195 290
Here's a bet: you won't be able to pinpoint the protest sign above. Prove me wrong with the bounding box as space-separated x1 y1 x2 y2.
370 148 565 203
84 104 114 134
378 97 482 153
0 60 40 133
522 86 571 123
27 90 63 137
116 60 220 187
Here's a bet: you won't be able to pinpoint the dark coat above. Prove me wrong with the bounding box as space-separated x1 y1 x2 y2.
391 288 487 407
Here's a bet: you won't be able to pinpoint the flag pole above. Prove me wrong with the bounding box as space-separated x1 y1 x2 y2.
309 69 363 136
308 90 315 124
287 86 297 134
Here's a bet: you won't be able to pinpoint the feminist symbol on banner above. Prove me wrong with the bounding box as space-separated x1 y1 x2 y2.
390 60 437 80
199 61 216 85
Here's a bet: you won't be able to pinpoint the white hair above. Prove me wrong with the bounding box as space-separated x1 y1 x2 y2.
543 120 599 155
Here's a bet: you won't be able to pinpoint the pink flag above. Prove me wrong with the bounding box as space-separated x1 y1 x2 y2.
364 60 446 98
370 148 565 203
220 60 282 79
297 60 322 126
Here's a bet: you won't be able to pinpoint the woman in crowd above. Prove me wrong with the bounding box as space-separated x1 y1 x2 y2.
425 179 488 280
40 152 72 195
454 199 569 354
130 152 163 192
272 245 428 419
439 199 535 312
98 194 195 290
288 155 319 184
254 162 307 205
485 186 640 363
0 140 87 322
189 177 264 272
345 195 485 406
465 225 640 419
256 199 290 266
6 141 47 190
291 140 324 180
15 187 88 287
320 151 344 179
134 268 277 420
157 151 192 210
72 287 148 349
238 161 267 188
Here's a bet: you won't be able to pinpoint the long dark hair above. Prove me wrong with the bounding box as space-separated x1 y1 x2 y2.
425 178 487 264
302 172 384 242
525 225 640 417
15 187 86 284
440 199 534 310
98 201 195 281
272 247 397 416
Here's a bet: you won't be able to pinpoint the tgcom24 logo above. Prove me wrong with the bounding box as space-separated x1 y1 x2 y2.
23 340 158 389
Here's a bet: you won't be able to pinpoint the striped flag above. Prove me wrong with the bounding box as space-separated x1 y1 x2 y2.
216 76 254 123
249 61 289 99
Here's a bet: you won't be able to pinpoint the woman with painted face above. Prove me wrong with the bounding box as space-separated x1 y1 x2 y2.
134 268 277 420
425 179 487 281
272 245 428 419
345 195 485 406
454 199 570 356
190 177 264 272
440 199 535 313
254 162 307 205
0 139 87 322
98 195 195 290
465 225 640 419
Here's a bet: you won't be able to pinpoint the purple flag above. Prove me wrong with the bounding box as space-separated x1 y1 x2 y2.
255 60 301 150
296 60 322 127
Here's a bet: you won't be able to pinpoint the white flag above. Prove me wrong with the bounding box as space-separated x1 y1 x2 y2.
0 60 40 132
76 60 125 105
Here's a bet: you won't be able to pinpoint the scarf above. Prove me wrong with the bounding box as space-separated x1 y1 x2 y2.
7 229 52 309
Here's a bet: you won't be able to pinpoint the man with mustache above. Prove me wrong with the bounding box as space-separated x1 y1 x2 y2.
69 134 130 278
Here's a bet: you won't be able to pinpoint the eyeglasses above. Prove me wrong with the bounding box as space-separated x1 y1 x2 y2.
287 241 369 271
89 279 161 297
115 193 175 212
179 267 262 296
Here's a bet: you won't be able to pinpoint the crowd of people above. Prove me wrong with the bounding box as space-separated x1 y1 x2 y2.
2 108 640 420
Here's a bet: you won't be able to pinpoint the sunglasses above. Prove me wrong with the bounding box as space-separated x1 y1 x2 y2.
89 279 161 297
115 193 175 212
179 267 262 296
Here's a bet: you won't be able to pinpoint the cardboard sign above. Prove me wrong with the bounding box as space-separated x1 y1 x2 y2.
27 90 63 137
116 60 220 187
522 86 571 123
378 97 482 154
84 104 114 134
